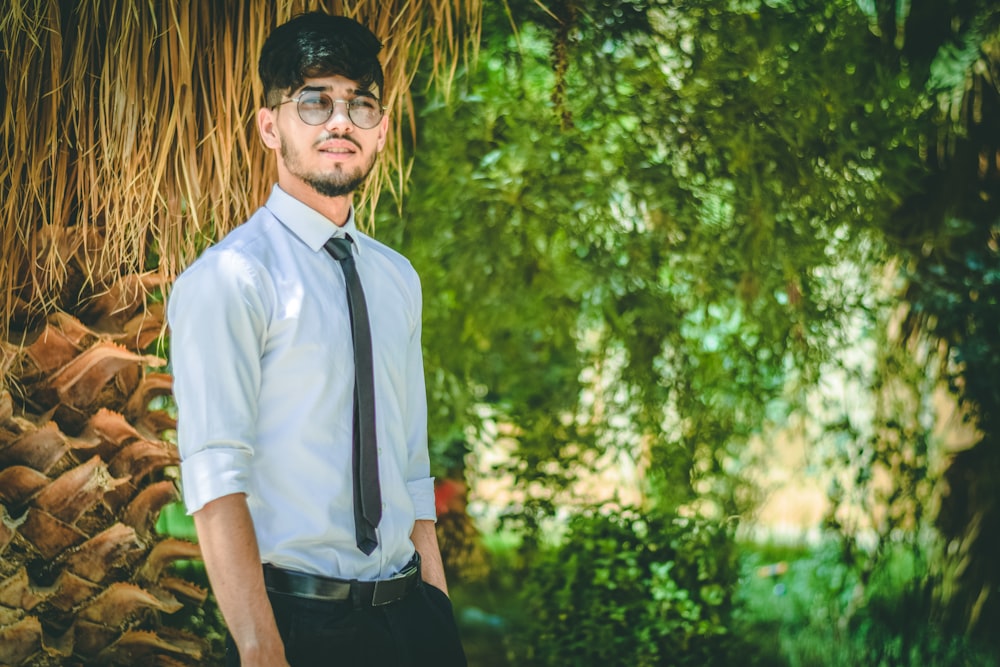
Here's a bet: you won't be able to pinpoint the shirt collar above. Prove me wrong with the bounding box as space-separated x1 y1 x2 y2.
263 184 362 254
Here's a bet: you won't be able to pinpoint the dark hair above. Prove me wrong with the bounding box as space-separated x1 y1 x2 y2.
258 12 384 108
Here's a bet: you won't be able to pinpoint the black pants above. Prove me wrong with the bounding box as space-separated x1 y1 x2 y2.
225 580 467 667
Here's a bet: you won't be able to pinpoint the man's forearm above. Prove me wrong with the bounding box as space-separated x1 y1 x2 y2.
193 493 289 667
411 518 449 596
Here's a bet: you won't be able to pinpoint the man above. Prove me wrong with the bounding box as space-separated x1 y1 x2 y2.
167 12 466 667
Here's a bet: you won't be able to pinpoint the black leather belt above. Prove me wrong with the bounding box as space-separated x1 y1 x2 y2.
263 553 421 607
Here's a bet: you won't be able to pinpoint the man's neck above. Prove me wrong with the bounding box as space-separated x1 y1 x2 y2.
278 178 353 228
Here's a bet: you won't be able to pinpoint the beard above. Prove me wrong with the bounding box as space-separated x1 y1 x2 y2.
280 133 376 198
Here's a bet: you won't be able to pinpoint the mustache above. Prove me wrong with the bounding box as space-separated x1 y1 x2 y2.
314 133 361 150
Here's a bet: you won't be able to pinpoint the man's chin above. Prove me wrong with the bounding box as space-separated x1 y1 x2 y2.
306 174 366 198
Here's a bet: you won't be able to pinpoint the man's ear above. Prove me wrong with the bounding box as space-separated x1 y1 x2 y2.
257 107 281 149
375 111 390 153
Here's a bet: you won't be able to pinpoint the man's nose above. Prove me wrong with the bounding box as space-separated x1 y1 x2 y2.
325 100 353 129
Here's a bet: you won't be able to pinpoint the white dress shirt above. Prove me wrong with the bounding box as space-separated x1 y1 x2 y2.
168 184 434 581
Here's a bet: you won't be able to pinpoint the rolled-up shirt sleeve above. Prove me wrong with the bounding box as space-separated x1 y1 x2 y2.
167 248 270 514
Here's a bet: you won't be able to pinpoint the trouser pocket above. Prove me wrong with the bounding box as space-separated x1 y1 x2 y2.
272 591 364 665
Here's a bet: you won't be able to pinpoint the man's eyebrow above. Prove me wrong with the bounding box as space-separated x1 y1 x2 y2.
296 84 378 99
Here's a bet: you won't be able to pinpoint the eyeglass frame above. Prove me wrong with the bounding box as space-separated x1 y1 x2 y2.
273 89 388 129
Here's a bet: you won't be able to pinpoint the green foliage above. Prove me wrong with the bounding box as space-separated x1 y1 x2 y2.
735 540 1000 666
389 0 927 519
515 509 739 666
458 533 1000 667
882 1 1000 640
156 500 198 541
382 0 1000 647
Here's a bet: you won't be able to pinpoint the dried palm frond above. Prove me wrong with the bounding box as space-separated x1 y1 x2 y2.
0 0 482 336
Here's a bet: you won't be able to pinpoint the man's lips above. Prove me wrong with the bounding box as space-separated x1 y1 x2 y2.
315 135 361 154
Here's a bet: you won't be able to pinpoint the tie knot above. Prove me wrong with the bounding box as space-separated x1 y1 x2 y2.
324 235 353 261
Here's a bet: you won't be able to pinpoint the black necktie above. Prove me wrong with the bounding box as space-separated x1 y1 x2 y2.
324 235 382 555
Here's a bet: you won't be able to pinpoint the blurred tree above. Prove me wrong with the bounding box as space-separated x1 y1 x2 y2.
393 0 919 515
872 0 1000 641
391 0 999 642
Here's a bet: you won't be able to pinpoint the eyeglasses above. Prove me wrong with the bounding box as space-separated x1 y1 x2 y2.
276 91 386 129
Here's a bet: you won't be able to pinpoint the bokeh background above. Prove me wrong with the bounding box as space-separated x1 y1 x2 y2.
2 1 998 665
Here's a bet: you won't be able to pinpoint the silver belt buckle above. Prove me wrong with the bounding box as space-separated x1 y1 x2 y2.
371 557 419 606
399 557 419 578
371 578 394 606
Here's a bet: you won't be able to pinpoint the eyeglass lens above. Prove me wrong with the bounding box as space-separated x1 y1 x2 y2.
296 92 382 129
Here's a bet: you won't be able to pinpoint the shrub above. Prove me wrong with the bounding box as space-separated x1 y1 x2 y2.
517 507 739 667
734 539 1000 667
